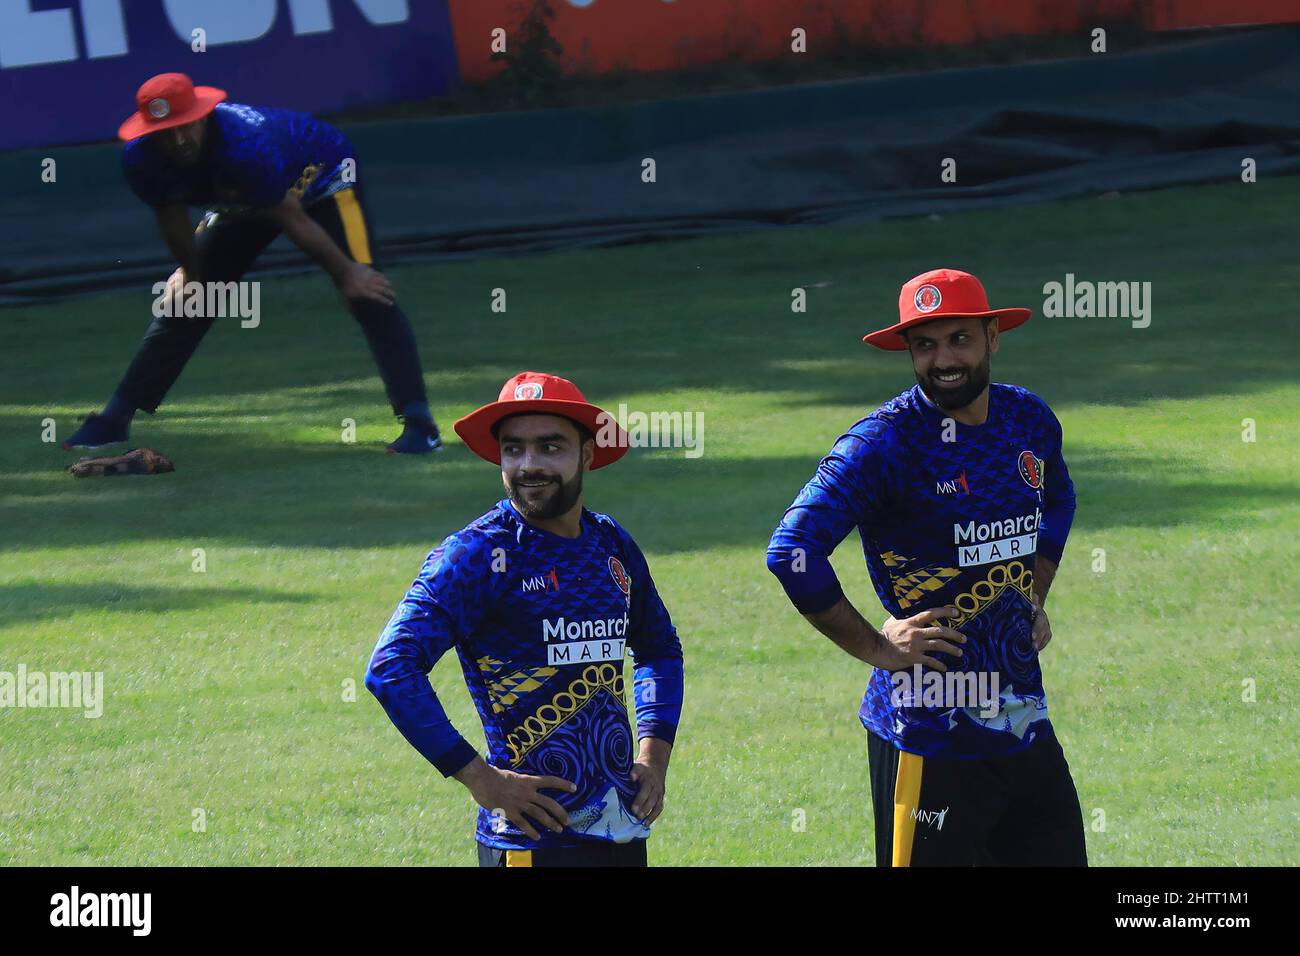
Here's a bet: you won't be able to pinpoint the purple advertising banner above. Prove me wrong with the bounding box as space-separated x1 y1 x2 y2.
0 0 460 151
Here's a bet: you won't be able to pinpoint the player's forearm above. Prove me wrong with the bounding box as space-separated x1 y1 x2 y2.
636 735 672 772
802 596 890 668
276 204 353 283
154 206 200 279
1033 556 1058 607
452 755 493 790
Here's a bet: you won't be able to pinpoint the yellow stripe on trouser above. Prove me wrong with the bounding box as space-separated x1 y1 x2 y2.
333 188 373 265
892 751 924 867
505 850 533 868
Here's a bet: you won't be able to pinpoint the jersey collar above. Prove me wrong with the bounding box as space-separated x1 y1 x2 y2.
501 497 589 545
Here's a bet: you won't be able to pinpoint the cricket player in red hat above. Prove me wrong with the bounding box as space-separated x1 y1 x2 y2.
768 268 1087 866
366 372 685 866
63 72 441 455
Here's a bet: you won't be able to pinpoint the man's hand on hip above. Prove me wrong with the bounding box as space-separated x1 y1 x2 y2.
1031 602 1052 651
454 757 575 841
878 605 966 672
630 737 671 825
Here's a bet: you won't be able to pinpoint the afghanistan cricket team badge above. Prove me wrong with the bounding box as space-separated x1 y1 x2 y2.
914 283 942 313
608 556 631 606
1017 450 1045 489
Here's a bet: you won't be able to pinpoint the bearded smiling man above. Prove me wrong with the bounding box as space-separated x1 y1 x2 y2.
766 268 1087 867
365 371 684 867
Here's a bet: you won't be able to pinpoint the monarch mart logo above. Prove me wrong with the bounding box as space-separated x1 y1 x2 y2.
954 510 1040 567
0 665 103 718
1 1 411 69
541 614 628 665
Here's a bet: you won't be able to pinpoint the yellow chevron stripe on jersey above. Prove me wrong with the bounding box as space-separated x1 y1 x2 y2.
476 655 559 714
892 565 961 610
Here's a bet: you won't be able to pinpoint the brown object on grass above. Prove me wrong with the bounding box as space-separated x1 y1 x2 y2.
69 447 175 478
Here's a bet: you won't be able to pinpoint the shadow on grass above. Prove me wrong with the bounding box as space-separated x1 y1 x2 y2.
5 183 1297 564
0 581 317 629
0 427 1289 557
27 290 1297 435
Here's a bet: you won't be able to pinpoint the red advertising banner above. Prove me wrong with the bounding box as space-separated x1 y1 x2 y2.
448 0 1300 85
1145 0 1300 30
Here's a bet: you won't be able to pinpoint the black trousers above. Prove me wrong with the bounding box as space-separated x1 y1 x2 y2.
114 182 429 416
476 840 648 868
867 725 1088 867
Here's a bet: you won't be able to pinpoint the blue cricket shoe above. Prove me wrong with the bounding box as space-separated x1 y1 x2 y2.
387 416 443 455
62 413 131 450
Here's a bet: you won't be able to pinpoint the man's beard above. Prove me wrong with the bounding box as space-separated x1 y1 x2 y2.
507 468 583 520
915 349 992 411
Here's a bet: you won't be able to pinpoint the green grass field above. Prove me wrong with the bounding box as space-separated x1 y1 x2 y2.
1 177 1297 866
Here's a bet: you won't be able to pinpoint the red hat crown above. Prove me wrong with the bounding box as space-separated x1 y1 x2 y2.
136 73 196 121
497 371 587 405
454 371 629 469
118 72 226 141
898 269 992 323
863 268 1031 351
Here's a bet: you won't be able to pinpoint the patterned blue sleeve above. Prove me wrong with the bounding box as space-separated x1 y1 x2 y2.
1036 404 1076 565
364 535 490 777
767 420 892 615
618 528 684 746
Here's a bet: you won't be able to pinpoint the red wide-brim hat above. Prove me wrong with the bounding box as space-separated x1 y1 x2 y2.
118 72 226 141
453 371 630 469
863 268 1031 351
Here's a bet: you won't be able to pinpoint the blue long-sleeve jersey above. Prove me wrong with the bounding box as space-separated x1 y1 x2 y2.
366 499 684 850
767 383 1076 758
123 101 354 213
